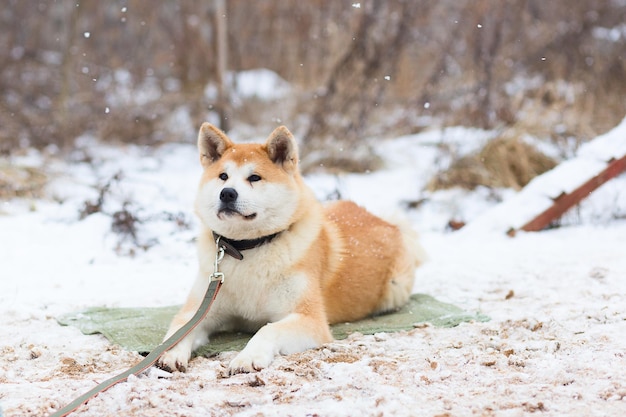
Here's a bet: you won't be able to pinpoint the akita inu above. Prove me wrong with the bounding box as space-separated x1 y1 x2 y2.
157 123 425 374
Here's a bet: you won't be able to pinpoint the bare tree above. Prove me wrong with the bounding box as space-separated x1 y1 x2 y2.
303 1 421 151
1 0 624 155
213 0 230 132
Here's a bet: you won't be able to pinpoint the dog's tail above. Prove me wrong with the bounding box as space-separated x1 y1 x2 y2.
374 214 427 314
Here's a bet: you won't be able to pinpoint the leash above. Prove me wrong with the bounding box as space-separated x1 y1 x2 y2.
50 240 227 417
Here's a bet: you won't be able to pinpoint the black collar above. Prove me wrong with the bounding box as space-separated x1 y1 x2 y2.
212 231 281 260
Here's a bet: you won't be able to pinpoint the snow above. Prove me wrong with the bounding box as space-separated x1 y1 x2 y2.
98 70 162 108
466 116 626 233
1 125 626 416
578 116 626 161
232 69 291 101
204 69 291 103
593 24 626 42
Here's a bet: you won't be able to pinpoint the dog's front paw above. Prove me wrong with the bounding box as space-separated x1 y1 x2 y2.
228 349 273 375
157 350 190 373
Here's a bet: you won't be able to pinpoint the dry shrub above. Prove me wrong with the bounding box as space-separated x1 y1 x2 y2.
428 135 557 191
98 108 162 145
300 145 384 175
0 163 48 199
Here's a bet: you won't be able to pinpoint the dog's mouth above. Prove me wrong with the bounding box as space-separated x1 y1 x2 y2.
218 207 257 221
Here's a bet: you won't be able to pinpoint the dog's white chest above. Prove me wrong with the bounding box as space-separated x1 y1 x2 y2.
209 250 308 323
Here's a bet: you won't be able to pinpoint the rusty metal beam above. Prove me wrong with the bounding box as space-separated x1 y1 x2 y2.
520 154 626 232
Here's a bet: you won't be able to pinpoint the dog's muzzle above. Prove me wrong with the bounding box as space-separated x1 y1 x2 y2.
218 187 239 214
218 188 257 220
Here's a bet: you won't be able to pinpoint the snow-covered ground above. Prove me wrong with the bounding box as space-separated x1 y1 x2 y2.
1 126 626 417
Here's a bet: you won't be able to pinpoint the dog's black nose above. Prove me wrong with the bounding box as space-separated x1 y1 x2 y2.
220 187 238 203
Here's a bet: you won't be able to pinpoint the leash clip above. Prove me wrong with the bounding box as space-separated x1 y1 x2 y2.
209 236 226 283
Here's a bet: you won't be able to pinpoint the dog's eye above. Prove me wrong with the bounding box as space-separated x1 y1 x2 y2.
248 174 262 183
219 173 228 181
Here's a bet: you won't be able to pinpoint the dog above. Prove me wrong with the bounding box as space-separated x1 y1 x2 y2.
157 123 425 374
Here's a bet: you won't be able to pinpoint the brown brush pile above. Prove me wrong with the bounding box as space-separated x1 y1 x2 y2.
0 164 48 200
300 145 384 174
428 135 557 191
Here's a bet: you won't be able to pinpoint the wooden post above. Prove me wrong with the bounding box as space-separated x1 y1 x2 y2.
58 1 80 151
213 0 230 132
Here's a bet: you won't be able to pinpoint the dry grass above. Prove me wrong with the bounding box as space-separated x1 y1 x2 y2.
428 134 557 191
300 145 384 175
0 163 48 200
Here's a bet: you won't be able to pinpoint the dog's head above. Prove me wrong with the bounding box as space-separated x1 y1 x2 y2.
194 123 302 240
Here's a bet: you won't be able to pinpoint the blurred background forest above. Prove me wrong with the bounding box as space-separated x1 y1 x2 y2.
1 0 625 167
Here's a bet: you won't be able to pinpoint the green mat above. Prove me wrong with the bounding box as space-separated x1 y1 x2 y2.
58 294 489 356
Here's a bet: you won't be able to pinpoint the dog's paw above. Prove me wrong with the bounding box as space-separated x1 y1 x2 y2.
157 351 189 373
228 350 273 375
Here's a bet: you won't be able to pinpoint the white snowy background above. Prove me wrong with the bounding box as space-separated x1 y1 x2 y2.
1 70 626 416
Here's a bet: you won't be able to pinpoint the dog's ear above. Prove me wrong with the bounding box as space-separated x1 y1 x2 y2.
266 126 298 171
198 123 233 168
